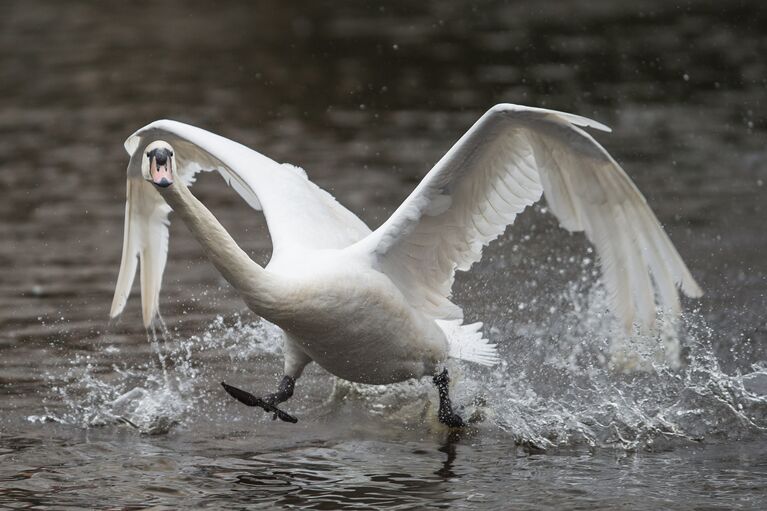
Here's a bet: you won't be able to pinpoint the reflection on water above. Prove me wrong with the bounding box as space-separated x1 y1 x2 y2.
1 0 766 509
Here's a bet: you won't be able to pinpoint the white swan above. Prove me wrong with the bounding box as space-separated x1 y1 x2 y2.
110 104 702 426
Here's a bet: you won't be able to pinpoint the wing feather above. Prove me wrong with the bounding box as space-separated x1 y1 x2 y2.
354 104 701 331
111 120 370 327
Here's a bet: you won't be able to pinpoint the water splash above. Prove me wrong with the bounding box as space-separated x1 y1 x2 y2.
30 314 284 434
31 284 767 451
330 271 767 450
470 282 767 451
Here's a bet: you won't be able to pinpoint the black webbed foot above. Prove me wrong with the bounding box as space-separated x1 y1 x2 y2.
221 377 298 423
433 369 466 429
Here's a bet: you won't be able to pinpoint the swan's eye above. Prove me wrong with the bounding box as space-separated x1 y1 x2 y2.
169 151 173 157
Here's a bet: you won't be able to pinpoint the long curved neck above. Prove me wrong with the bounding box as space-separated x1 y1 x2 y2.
157 181 280 316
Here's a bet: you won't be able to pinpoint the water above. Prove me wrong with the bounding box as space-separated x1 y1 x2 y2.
2 0 767 508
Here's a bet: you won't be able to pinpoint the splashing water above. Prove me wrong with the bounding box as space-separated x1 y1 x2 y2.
463 281 767 451
30 315 285 434
31 281 767 450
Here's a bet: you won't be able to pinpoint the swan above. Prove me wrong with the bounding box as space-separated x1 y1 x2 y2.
110 104 702 426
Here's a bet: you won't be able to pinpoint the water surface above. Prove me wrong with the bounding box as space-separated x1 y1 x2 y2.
1 1 766 509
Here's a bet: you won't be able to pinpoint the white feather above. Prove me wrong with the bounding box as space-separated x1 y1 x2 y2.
437 319 499 366
355 103 702 333
110 120 370 327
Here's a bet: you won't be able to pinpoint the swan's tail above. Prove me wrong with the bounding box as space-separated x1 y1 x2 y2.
437 319 499 367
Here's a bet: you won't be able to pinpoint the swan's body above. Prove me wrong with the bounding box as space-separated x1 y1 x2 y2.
111 104 701 423
153 177 457 385
262 252 448 384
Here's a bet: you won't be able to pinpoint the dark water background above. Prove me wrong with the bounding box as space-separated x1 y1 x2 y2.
1 0 766 509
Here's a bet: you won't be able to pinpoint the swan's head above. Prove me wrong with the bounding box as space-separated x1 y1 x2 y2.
141 140 176 188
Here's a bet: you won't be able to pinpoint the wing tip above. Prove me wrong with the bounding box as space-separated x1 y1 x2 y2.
109 303 124 320
140 302 159 329
682 279 704 299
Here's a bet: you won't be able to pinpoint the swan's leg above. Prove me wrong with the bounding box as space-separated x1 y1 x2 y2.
261 335 312 407
282 335 313 381
221 336 312 423
433 368 465 428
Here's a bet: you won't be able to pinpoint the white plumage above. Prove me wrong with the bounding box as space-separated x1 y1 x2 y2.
111 104 701 389
353 104 701 332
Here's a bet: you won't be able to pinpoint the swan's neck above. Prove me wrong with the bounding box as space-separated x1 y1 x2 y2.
157 180 281 316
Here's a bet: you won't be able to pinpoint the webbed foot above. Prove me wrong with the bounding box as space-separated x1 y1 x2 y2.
221 378 298 424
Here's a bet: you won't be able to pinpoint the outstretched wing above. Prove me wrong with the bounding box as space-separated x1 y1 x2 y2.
111 120 371 327
354 104 702 330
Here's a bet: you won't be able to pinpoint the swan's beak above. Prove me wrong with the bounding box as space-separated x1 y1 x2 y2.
148 148 173 188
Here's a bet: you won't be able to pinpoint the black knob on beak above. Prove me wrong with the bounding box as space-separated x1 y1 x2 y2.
155 151 168 165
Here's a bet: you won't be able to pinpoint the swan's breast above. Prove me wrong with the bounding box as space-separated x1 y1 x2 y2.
260 251 448 384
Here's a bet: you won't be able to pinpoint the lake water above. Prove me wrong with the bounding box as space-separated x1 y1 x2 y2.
1 0 766 509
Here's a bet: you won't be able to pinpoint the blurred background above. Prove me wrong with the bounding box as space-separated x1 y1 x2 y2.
1 0 766 509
